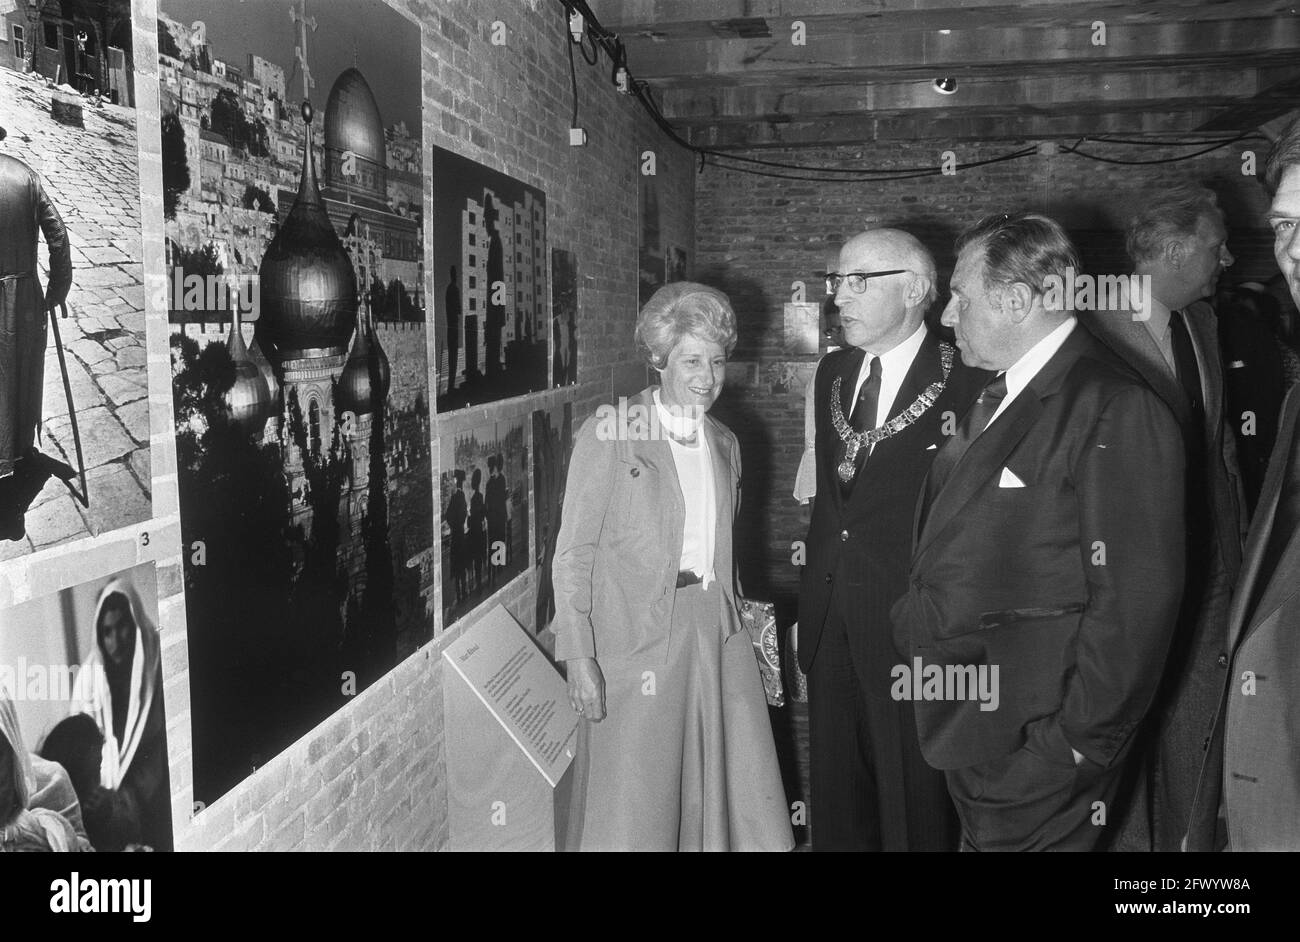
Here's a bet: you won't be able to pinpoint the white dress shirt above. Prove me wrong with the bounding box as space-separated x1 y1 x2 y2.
1142 296 1175 374
654 389 717 589
849 322 929 453
986 316 1078 428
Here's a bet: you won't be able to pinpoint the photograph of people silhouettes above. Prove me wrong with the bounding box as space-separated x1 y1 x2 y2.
439 414 530 631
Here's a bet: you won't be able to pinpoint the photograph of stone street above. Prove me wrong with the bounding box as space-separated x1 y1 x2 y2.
0 63 150 561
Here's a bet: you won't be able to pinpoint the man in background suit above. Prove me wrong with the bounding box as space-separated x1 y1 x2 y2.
1187 118 1300 850
798 229 987 851
1082 185 1246 851
891 213 1186 851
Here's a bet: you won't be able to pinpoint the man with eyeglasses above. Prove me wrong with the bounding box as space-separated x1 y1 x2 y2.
891 213 1186 851
797 229 988 851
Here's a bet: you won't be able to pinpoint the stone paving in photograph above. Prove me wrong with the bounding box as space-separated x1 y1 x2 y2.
0 66 150 561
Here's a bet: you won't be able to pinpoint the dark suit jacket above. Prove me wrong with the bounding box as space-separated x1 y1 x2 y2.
1187 386 1300 850
1219 307 1287 517
891 324 1186 771
1081 300 1246 848
797 331 989 676
1082 300 1245 579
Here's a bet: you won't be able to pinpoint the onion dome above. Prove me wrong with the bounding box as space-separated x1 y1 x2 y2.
323 68 387 200
247 334 281 408
256 100 358 361
224 309 272 437
336 308 390 417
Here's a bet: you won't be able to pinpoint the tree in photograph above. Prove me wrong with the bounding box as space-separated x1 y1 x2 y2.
161 111 190 220
242 183 276 214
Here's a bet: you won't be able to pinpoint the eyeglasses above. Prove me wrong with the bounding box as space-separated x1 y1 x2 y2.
825 270 909 294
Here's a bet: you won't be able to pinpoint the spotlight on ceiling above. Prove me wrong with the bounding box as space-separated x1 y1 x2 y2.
933 77 958 95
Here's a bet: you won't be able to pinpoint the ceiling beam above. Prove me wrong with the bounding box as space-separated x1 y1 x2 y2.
660 67 1284 122
587 0 1296 37
1198 69 1300 132
688 108 1233 148
615 18 1300 85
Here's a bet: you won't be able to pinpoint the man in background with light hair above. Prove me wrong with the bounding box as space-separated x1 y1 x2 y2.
1083 184 1246 852
1187 116 1300 850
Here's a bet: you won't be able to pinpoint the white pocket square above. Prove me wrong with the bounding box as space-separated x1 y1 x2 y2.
926 443 938 451
998 467 1026 488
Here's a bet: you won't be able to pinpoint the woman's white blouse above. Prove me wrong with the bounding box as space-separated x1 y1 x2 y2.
653 390 717 590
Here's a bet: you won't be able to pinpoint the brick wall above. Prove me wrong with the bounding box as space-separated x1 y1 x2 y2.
125 0 694 851
697 138 1275 609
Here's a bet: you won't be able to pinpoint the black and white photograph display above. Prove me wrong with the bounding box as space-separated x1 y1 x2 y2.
5 0 1300 887
439 414 529 631
159 0 433 806
531 401 572 634
0 560 172 852
0 0 147 556
432 145 549 411
550 248 577 387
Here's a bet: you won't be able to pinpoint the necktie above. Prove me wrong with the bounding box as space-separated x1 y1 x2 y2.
1169 310 1211 553
1169 309 1205 417
840 355 881 498
921 372 1008 526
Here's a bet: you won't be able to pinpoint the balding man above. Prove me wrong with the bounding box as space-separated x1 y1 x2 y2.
797 229 988 851
891 213 1185 851
1187 117 1300 850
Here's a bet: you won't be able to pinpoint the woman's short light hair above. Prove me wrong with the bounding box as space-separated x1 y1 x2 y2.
635 282 738 369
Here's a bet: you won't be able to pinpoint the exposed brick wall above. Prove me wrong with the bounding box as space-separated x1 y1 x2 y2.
697 138 1275 609
123 0 694 851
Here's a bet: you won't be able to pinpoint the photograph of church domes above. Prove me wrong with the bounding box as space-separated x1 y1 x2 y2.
158 0 433 807
431 145 550 412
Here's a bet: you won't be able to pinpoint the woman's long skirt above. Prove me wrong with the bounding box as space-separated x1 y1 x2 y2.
565 582 794 851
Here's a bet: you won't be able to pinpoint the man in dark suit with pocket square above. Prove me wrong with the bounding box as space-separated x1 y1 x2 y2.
891 213 1187 850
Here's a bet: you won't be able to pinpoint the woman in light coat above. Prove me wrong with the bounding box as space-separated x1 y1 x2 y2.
552 283 792 852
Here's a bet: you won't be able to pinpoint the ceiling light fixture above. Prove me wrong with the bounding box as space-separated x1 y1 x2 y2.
933 77 958 95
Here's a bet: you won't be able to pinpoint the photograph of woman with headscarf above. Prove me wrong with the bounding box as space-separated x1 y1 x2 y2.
0 561 172 852
68 576 172 851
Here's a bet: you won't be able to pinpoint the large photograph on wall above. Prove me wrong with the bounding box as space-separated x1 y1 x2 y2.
158 0 433 806
0 560 172 852
0 1 149 559
439 414 530 632
431 146 549 411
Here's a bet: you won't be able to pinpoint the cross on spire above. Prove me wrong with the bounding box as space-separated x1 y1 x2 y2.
290 0 318 100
